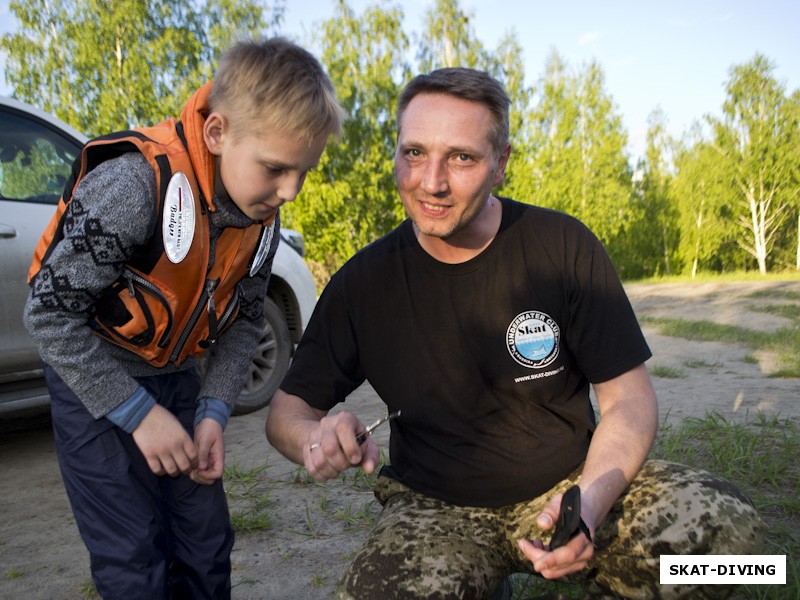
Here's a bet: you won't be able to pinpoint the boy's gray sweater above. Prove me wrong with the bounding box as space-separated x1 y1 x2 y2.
23 152 278 418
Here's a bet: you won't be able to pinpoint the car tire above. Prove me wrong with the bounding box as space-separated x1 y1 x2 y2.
233 296 291 415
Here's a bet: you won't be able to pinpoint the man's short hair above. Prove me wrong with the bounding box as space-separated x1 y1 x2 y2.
209 37 345 141
397 67 510 154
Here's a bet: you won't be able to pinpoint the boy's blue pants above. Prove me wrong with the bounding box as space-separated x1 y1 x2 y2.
45 364 234 599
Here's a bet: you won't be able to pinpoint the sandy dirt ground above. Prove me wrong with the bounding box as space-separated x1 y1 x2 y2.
1 279 798 599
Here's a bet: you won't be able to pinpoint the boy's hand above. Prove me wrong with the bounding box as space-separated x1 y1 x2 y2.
132 404 198 477
191 418 225 485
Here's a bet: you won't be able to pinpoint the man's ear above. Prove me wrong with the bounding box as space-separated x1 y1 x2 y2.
493 143 512 186
203 112 227 156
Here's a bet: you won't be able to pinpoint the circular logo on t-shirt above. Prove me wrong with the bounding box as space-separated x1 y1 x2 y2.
506 311 560 368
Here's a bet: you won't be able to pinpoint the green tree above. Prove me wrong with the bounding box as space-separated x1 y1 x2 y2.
524 50 575 210
281 0 409 281
493 31 534 203
629 108 680 277
524 51 634 273
1 0 280 136
571 61 633 262
415 0 489 71
791 90 800 271
709 54 799 274
768 88 800 271
206 0 282 55
671 132 733 277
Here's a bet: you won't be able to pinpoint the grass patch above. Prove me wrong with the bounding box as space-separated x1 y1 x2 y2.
642 316 800 377
224 462 275 533
644 317 765 345
5 567 23 579
745 289 800 302
303 503 323 538
334 499 380 530
337 448 387 491
79 579 99 599
225 461 269 486
752 302 800 321
229 503 273 533
310 572 331 587
683 358 721 369
640 281 800 377
278 453 389 542
649 363 686 378
652 412 799 600
290 465 318 485
630 272 800 285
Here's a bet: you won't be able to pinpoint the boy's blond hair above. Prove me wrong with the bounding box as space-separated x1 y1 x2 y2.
209 37 344 141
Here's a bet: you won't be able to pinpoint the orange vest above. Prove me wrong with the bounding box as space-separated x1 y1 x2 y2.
28 83 275 367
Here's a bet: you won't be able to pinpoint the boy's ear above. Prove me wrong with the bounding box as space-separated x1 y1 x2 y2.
203 112 227 156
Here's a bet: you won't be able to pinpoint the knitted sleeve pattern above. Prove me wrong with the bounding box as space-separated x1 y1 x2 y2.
23 153 158 418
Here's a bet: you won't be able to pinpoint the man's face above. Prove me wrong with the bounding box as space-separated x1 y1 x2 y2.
394 92 509 247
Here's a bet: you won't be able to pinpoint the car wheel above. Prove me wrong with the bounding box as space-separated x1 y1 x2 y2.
234 297 291 415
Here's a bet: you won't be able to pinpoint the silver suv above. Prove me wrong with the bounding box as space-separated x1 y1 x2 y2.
0 96 316 416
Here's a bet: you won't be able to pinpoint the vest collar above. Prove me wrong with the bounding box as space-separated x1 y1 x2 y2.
180 81 217 212
179 82 277 227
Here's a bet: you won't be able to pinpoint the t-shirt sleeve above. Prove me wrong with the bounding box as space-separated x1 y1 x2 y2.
279 271 366 411
562 222 652 383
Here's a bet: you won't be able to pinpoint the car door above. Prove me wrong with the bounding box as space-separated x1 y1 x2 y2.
0 99 85 378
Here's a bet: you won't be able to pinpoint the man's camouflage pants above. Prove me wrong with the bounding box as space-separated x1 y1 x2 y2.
334 460 765 599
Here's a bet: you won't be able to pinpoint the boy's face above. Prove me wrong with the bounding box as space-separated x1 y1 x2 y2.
205 115 328 222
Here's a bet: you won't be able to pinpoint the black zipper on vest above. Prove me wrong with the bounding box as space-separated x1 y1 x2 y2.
217 285 239 333
206 279 218 351
122 268 174 347
169 278 218 362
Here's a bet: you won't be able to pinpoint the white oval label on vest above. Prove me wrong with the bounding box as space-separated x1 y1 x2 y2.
163 172 196 264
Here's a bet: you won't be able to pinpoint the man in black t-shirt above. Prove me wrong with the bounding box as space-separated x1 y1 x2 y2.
266 68 764 599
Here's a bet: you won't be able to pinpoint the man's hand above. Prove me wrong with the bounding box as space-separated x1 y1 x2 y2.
517 491 595 579
191 418 225 485
265 391 382 481
132 404 198 477
303 411 380 481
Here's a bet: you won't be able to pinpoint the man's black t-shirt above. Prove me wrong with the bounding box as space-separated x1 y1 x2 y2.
281 198 651 507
